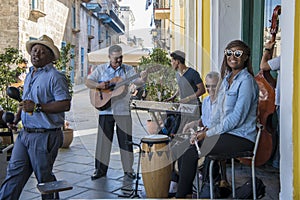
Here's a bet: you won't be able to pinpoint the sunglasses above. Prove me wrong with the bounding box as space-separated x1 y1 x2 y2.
205 84 217 89
224 49 243 58
112 55 123 61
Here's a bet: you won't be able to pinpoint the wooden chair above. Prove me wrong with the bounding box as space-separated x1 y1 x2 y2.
207 123 263 199
37 180 73 199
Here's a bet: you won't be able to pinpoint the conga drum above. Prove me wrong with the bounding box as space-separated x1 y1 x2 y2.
141 135 172 198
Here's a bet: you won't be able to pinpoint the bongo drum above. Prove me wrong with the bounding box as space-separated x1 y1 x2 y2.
141 135 172 198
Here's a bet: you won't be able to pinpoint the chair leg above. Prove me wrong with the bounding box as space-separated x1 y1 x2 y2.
231 158 235 198
252 157 256 200
209 160 215 199
196 168 200 199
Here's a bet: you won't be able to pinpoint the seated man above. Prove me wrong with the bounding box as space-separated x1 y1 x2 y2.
169 72 220 196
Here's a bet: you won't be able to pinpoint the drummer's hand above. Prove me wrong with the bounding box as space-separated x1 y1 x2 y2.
169 133 175 139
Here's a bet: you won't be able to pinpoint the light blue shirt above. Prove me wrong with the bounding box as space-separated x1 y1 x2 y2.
201 96 215 127
21 63 71 129
268 56 280 106
88 62 136 115
207 68 259 143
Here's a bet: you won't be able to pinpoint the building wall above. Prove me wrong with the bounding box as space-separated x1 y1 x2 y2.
78 6 101 84
280 1 296 198
293 1 300 199
17 0 71 63
0 0 19 52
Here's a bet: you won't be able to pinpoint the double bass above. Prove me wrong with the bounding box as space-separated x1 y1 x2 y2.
241 5 281 166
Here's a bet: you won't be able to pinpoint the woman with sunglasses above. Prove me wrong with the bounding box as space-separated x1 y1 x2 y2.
175 40 259 198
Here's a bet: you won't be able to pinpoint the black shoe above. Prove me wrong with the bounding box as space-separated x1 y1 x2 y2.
91 169 106 180
124 172 136 179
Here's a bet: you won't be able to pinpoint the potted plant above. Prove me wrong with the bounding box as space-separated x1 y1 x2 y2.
54 43 75 148
0 48 25 145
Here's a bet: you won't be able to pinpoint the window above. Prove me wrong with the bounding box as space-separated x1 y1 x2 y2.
72 3 76 29
31 0 43 11
29 0 45 22
70 47 75 83
81 47 84 77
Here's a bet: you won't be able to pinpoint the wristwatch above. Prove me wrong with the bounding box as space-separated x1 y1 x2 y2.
35 103 42 112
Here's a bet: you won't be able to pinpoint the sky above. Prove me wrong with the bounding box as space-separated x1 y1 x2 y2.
119 0 154 48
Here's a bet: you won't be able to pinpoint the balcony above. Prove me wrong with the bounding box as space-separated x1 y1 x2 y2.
28 9 46 22
154 8 170 20
97 10 125 34
85 2 125 34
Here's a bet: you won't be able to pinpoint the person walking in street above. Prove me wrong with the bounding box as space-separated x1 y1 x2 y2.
0 35 71 200
85 44 147 180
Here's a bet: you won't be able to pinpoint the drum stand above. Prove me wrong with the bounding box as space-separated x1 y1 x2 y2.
119 142 142 198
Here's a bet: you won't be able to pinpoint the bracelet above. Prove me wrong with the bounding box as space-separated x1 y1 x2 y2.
264 48 271 52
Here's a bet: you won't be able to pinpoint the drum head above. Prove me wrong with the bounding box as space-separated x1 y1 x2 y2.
141 134 169 144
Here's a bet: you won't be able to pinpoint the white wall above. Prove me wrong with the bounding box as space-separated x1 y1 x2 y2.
279 0 295 199
211 0 242 71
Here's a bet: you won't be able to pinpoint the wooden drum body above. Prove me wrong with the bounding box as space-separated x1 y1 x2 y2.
141 135 172 198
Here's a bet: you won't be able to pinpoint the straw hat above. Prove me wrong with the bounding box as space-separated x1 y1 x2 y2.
26 35 60 61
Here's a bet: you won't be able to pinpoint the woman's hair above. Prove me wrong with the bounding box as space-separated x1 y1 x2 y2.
220 40 254 79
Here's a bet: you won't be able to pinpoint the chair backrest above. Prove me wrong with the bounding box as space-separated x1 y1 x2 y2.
238 123 263 166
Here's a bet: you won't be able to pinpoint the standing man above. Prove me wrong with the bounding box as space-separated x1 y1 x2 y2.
167 50 205 135
86 44 147 180
260 40 280 169
0 35 71 199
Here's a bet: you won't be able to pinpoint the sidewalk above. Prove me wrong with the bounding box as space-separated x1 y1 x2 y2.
17 86 279 199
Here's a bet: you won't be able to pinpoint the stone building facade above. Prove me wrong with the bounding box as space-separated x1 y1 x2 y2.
0 0 125 85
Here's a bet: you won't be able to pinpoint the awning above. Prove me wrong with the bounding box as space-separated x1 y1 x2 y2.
87 43 150 66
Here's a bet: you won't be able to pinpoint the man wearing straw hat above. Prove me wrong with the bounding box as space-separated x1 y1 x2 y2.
0 35 71 200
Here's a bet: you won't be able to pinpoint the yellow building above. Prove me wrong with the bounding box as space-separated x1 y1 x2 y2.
155 0 300 198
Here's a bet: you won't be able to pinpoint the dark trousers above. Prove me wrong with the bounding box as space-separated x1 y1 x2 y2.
95 115 134 174
176 133 254 198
